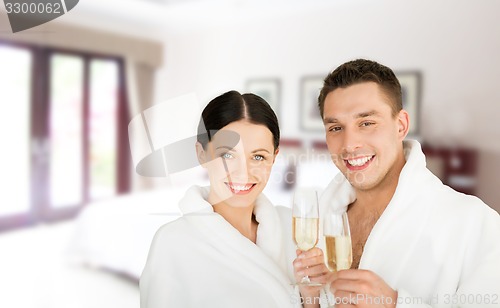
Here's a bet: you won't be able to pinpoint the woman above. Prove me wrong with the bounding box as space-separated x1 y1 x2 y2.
140 91 299 307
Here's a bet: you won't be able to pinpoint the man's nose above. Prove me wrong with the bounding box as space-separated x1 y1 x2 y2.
341 129 362 154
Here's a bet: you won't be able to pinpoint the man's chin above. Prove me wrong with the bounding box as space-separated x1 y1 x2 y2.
346 175 376 191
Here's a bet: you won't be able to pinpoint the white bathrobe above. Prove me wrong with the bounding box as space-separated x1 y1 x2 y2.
140 186 300 308
319 140 500 307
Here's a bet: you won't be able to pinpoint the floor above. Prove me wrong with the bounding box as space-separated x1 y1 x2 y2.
0 221 139 308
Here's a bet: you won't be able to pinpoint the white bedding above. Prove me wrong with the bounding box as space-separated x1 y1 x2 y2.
67 188 185 279
67 188 297 279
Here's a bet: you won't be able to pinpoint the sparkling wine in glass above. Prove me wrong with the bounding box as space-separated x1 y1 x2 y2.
323 211 353 272
292 187 321 286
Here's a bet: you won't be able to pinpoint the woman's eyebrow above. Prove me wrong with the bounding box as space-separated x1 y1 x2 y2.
215 145 234 151
251 148 271 154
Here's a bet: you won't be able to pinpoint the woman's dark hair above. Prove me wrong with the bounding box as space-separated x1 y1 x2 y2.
197 90 280 150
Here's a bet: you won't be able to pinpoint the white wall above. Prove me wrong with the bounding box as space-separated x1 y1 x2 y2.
154 0 500 152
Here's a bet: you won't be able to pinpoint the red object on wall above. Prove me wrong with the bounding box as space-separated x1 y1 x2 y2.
422 144 478 196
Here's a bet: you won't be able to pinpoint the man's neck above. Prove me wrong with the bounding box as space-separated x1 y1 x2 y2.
351 183 397 216
350 151 406 216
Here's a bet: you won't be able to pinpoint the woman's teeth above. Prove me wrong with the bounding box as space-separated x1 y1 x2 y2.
347 156 373 167
228 183 254 191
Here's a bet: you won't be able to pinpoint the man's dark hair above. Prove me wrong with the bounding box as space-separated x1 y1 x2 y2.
318 59 402 118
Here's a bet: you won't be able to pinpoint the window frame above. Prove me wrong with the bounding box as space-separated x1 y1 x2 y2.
0 40 131 231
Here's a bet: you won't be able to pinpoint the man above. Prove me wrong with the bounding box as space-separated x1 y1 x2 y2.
293 59 500 307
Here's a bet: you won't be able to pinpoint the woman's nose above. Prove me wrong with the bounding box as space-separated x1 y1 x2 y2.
226 157 250 183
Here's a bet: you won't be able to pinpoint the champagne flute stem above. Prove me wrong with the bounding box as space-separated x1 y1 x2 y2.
300 275 311 284
323 283 334 308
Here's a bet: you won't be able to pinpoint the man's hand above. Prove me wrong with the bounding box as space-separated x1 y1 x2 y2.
329 269 397 308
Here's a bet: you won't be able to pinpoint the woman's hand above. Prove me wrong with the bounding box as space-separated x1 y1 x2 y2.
293 247 332 305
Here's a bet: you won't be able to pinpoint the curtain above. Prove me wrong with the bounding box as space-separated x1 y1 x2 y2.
126 60 159 190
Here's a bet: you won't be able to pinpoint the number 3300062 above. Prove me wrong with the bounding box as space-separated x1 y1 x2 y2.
5 2 62 14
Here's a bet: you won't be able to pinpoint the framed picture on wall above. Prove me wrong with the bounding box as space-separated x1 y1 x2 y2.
246 79 281 118
300 76 324 131
395 71 421 136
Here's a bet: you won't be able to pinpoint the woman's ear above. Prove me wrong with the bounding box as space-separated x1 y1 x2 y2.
397 109 410 140
195 142 207 167
273 147 280 163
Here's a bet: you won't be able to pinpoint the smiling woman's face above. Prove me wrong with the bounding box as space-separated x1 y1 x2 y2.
198 120 277 208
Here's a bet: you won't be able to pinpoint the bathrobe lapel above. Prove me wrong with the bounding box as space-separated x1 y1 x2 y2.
180 186 297 306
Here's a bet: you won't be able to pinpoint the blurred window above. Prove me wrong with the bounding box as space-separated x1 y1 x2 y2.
0 42 130 231
49 54 85 208
0 45 32 218
89 59 119 200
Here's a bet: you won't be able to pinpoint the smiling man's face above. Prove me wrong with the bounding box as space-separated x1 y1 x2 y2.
323 82 408 192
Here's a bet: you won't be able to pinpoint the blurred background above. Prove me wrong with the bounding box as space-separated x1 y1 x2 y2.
1 0 499 307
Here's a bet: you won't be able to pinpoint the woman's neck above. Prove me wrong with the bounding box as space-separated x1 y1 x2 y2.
213 202 258 243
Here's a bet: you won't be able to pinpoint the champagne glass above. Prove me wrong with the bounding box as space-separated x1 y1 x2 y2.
323 211 352 273
292 187 322 286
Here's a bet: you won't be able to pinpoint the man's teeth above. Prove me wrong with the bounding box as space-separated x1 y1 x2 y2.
347 156 373 167
229 184 253 191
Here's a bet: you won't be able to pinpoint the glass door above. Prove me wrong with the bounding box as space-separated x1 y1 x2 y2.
0 44 33 229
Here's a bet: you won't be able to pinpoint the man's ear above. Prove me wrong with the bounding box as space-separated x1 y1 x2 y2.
397 109 410 140
195 142 207 167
